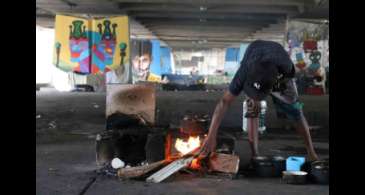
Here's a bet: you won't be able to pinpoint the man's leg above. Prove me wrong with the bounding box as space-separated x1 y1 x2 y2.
246 98 260 158
294 112 319 161
247 117 259 157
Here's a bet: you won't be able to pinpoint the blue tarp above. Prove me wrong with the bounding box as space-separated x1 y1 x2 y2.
160 47 172 75
225 48 240 62
149 40 161 76
224 44 249 77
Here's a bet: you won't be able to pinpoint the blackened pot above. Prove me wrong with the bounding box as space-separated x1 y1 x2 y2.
272 156 286 177
252 156 273 177
310 160 329 184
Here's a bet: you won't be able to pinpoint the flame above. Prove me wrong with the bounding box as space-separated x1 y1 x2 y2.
190 158 201 169
174 136 201 155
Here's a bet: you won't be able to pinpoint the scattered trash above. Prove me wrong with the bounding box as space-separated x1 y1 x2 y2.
36 114 41 119
97 164 118 177
96 134 102 141
48 168 58 172
92 103 100 108
48 121 56 129
111 158 125 169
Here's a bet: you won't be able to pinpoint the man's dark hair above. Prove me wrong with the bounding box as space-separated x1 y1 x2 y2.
131 40 152 58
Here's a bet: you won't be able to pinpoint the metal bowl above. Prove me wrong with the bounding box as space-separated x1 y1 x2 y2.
282 171 308 184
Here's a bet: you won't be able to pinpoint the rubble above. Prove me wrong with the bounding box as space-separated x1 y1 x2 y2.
48 121 56 129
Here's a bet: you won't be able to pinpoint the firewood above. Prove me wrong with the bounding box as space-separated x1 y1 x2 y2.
117 160 166 179
146 156 194 183
208 153 240 174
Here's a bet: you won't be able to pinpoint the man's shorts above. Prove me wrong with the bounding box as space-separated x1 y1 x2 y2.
270 79 303 121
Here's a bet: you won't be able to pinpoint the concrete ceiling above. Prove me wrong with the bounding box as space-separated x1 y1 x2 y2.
36 0 329 49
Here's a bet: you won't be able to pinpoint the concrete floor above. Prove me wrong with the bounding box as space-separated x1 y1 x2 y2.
36 90 329 195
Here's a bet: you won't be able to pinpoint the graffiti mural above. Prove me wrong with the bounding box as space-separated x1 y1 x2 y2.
286 20 329 95
130 39 170 83
53 15 130 77
68 20 90 74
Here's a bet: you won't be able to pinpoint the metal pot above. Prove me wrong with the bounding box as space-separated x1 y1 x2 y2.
282 171 308 184
180 115 209 135
252 156 273 177
310 160 329 184
272 156 286 177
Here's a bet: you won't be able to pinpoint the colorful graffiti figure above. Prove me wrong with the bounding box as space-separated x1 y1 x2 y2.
69 20 90 74
303 31 319 53
295 51 307 70
90 20 127 74
308 50 322 76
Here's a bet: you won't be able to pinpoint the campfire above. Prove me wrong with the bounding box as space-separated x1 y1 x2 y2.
98 85 240 183
174 136 201 156
174 135 203 170
98 113 239 183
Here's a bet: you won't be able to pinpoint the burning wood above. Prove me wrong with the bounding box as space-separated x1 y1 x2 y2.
174 136 201 155
117 160 166 179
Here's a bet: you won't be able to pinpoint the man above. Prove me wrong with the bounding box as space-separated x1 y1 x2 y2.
131 40 161 82
199 40 319 161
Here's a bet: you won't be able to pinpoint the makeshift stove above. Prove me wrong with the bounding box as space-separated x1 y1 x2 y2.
96 84 240 182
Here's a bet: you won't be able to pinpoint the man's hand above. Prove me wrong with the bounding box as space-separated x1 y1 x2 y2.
198 90 236 160
198 135 217 159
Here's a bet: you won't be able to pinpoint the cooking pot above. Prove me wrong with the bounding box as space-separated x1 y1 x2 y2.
310 160 329 184
271 156 286 177
252 156 273 177
180 115 209 135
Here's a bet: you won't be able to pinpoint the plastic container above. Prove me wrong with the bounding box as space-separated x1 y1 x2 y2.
242 101 248 132
258 101 267 134
242 100 267 134
286 156 306 171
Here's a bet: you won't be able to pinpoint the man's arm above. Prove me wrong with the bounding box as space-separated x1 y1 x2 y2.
199 90 236 158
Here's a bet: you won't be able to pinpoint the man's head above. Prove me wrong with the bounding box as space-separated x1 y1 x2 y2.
242 40 295 100
131 40 152 80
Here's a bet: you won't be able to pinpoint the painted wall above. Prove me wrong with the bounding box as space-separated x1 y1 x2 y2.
53 15 130 76
285 20 329 95
130 39 173 83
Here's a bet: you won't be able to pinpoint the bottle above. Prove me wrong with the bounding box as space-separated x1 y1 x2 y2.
243 100 267 134
242 101 248 133
258 100 267 134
